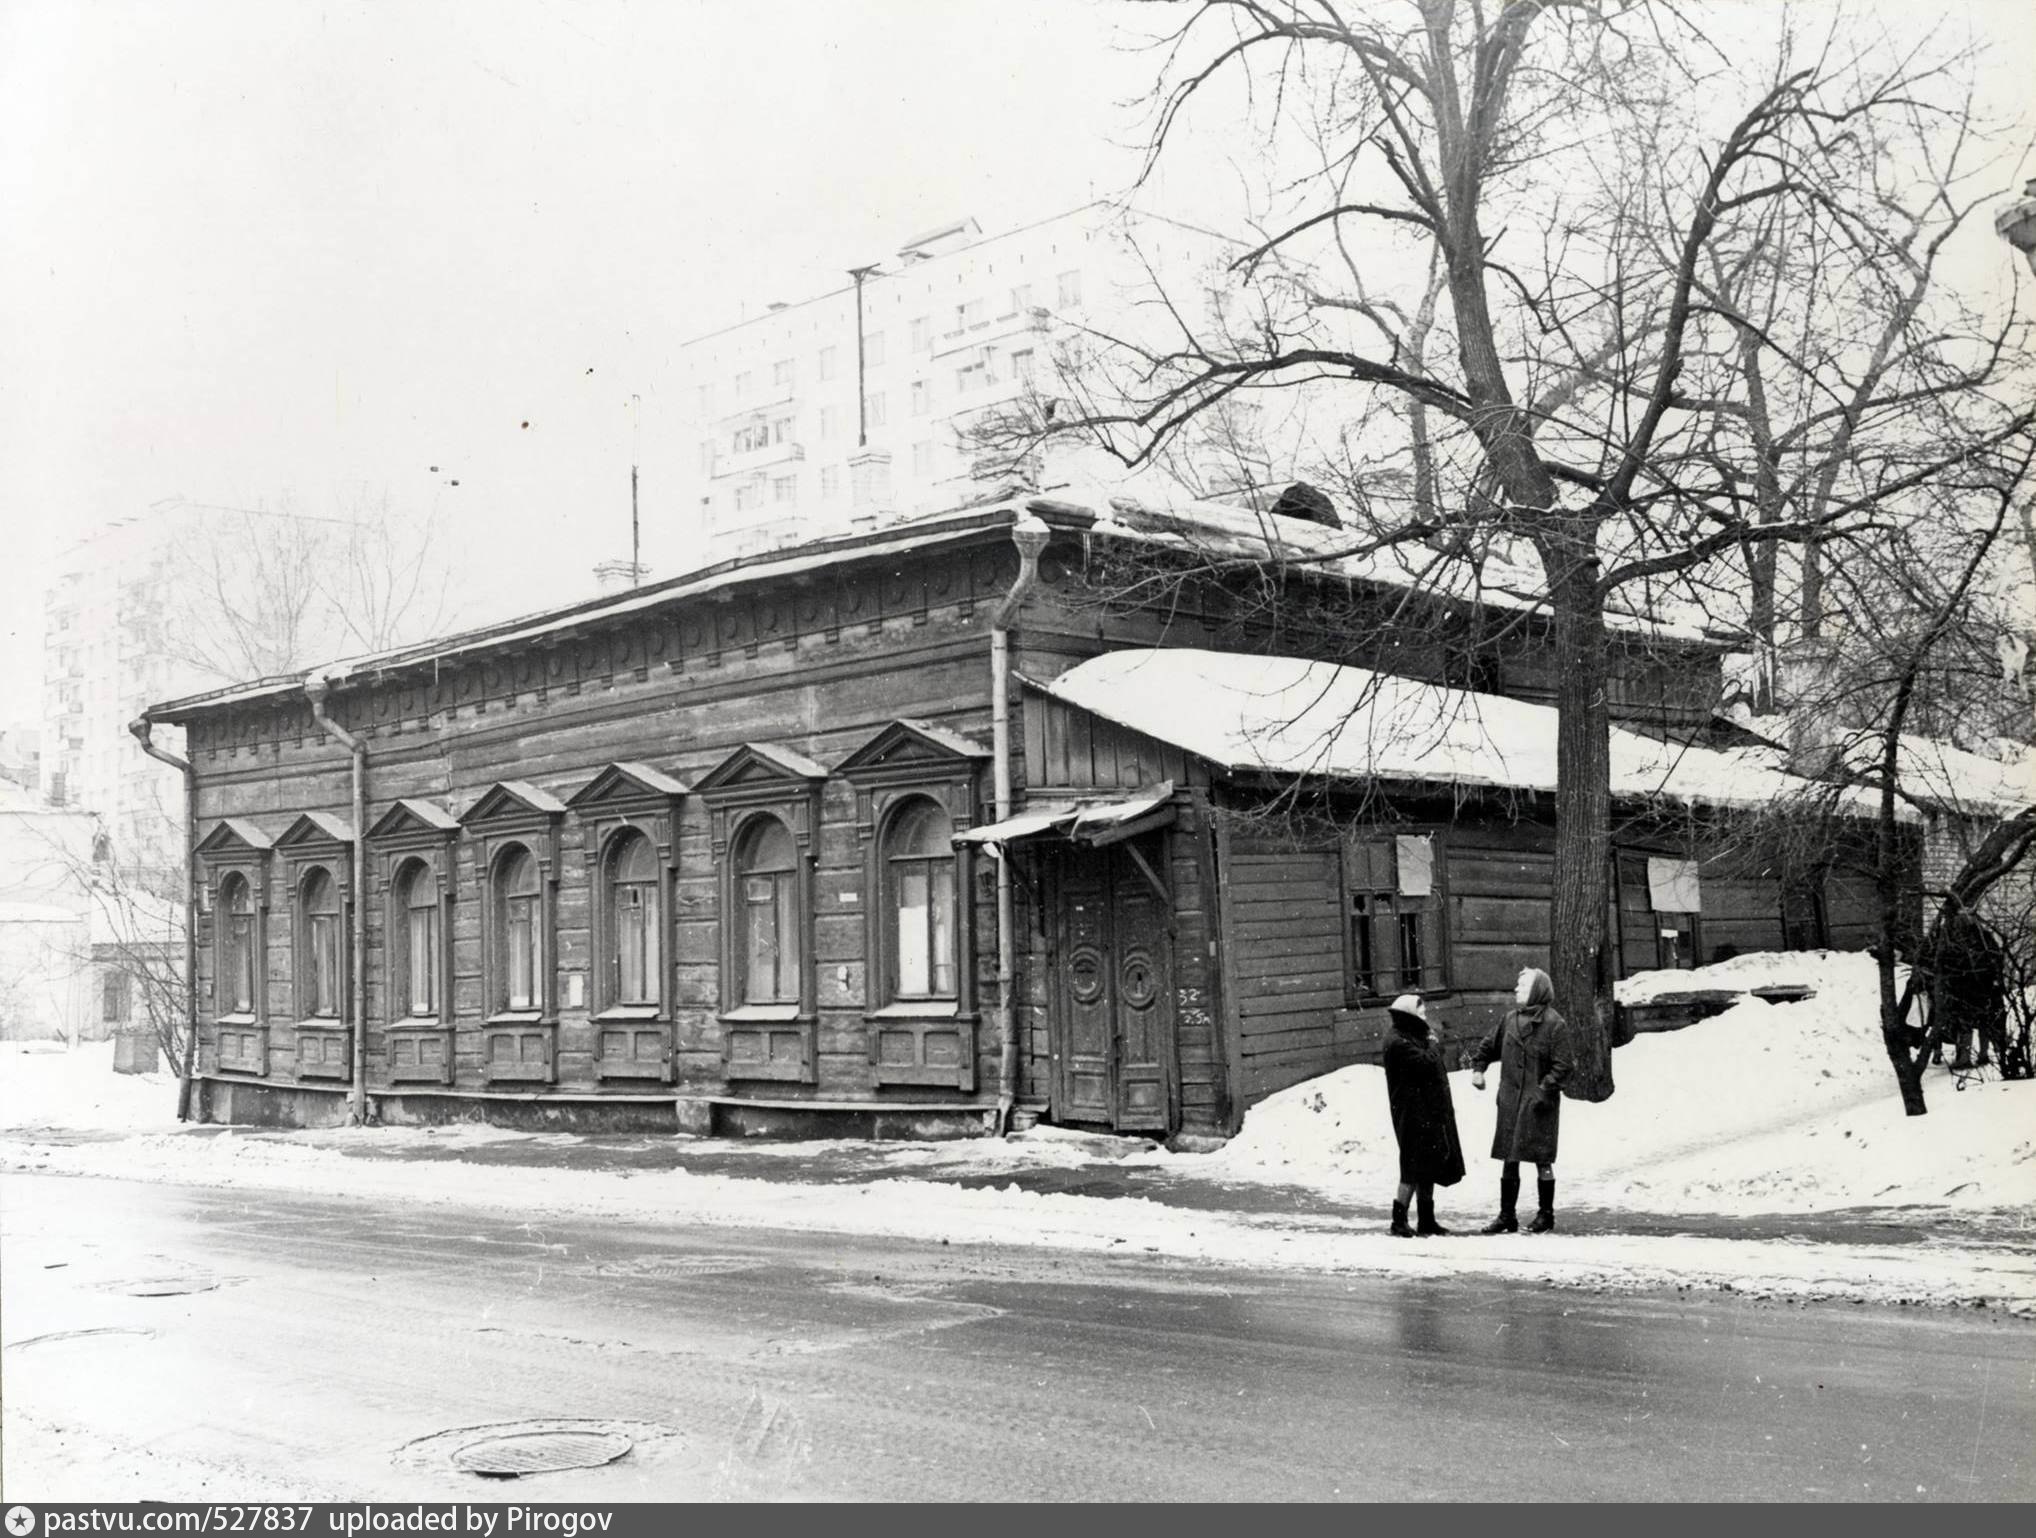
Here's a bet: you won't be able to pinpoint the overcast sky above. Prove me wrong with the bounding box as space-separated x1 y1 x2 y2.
2 0 2031 728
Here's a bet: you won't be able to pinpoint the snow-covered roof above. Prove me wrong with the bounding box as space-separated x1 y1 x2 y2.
143 492 1729 726
1036 649 1884 816
1081 495 1731 646
1841 735 2034 817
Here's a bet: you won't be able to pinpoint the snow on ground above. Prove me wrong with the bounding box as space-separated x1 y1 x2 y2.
0 1042 183 1133
1199 951 2035 1216
2 954 2032 1314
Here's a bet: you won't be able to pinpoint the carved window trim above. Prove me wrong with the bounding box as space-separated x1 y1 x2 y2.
195 819 273 1076
697 744 825 1084
838 721 988 1090
369 798 461 1086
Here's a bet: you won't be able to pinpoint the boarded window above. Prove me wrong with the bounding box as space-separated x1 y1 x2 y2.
1343 832 1448 998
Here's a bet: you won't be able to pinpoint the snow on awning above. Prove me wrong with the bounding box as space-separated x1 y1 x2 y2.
1036 649 1886 817
953 783 1177 849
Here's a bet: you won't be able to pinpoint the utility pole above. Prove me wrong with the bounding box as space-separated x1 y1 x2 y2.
849 264 879 448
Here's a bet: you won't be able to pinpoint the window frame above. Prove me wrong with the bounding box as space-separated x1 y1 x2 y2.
1340 828 1451 1005
697 743 826 1085
837 722 988 1092
733 814 803 1007
295 864 346 1023
880 796 960 1005
492 845 547 1015
194 818 275 1075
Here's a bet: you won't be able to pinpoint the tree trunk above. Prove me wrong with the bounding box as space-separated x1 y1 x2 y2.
1542 528 1615 1086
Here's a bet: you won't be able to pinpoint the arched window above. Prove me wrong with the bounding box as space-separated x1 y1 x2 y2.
300 868 342 1018
885 799 956 1000
495 847 544 1012
606 832 660 1008
736 817 799 1005
392 859 438 1018
219 872 256 1015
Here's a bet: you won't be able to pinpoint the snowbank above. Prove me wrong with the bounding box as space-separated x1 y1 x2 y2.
0 1042 182 1133
1205 951 2036 1215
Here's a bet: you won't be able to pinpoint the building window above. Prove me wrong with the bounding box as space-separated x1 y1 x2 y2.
1057 269 1082 309
494 847 544 1012
604 832 661 1008
818 405 836 440
865 331 886 366
912 441 934 475
733 480 764 512
734 369 753 399
818 345 838 382
770 414 794 444
299 868 343 1019
772 474 798 505
101 969 131 1024
820 465 841 498
867 391 888 429
1344 833 1447 999
735 817 801 1005
1008 284 1032 315
697 439 716 472
732 422 769 454
392 859 438 1019
910 316 931 353
957 298 984 331
696 384 713 415
911 380 930 416
773 358 795 389
884 799 957 1001
1011 348 1036 381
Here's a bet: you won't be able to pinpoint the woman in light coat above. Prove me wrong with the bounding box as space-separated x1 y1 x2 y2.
1470 967 1573 1233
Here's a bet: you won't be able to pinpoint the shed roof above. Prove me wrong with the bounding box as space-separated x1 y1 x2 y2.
1035 648 1888 818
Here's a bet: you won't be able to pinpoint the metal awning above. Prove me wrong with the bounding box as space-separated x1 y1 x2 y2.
953 782 1176 850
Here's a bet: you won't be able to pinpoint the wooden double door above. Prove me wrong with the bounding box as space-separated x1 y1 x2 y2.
1048 837 1175 1134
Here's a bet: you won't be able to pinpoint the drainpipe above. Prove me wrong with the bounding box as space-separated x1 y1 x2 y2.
128 718 200 1122
303 675 369 1126
990 512 1052 1134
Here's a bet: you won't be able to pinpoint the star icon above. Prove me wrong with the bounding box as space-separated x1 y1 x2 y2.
6 1507 36 1537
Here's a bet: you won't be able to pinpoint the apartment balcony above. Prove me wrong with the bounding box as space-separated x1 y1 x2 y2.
709 440 807 479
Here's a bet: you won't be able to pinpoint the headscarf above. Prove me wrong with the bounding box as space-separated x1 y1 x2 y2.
1517 967 1554 1012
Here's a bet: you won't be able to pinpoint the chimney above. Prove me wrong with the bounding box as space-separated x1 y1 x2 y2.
1775 635 1844 778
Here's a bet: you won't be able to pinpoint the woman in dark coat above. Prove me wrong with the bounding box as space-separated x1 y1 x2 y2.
1382 993 1465 1237
1470 967 1573 1233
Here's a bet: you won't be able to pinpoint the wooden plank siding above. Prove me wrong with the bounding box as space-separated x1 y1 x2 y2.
180 540 1021 1116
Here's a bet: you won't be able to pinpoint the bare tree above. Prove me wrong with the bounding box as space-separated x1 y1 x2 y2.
975 1 2036 1080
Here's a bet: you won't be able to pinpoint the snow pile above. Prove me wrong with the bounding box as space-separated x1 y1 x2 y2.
1206 951 2036 1215
0 1041 181 1133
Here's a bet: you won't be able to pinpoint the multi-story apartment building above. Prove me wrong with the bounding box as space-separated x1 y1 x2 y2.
42 507 194 877
675 204 1241 562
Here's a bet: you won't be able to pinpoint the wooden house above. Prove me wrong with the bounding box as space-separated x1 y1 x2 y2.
140 494 1897 1140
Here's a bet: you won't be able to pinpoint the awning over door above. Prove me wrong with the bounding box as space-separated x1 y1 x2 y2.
954 782 1176 850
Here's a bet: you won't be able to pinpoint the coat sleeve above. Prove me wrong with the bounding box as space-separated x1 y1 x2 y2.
1539 1008 1576 1096
1472 1016 1505 1073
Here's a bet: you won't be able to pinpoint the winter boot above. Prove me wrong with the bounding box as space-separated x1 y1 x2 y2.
1528 1176 1557 1233
1415 1185 1451 1236
1389 1200 1415 1238
1479 1170 1520 1234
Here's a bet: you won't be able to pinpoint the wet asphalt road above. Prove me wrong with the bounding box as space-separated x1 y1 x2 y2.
3 1171 2031 1502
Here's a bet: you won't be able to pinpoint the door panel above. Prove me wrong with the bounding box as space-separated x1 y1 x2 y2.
1057 852 1115 1124
1051 840 1175 1132
1112 848 1171 1131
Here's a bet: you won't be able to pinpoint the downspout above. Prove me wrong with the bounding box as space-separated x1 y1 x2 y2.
990 512 1052 1134
303 675 370 1126
128 718 199 1122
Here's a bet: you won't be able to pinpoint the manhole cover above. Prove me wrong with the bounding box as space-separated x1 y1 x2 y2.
451 1430 633 1478
5 1326 157 1352
596 1254 758 1279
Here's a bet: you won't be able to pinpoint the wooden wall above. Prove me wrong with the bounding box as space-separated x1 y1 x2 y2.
181 538 1021 1108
